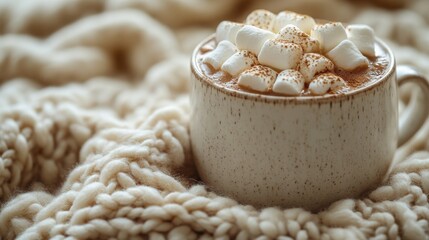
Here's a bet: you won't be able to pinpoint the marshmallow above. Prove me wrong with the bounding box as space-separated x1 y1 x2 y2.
309 73 347 95
202 40 238 70
277 24 320 53
298 53 334 83
274 11 316 34
258 39 303 70
272 69 305 95
236 25 276 55
308 74 332 95
346 24 376 57
311 22 347 52
221 50 258 76
330 74 347 91
246 9 276 31
326 39 369 71
238 65 277 93
216 21 244 44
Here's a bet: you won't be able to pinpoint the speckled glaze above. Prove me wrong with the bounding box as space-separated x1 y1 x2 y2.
190 35 428 211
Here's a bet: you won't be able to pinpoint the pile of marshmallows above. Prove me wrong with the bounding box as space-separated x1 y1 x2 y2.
203 10 376 95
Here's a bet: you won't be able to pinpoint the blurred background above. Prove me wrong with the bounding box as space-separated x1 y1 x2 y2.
0 0 428 81
1 0 429 68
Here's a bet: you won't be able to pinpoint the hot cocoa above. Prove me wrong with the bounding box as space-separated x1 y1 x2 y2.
198 10 390 96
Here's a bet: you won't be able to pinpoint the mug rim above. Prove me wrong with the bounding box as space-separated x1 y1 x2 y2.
191 34 396 103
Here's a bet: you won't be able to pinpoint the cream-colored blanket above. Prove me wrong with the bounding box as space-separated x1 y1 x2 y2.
1 0 429 239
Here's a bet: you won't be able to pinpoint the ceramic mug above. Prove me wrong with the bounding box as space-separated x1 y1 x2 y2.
190 35 429 210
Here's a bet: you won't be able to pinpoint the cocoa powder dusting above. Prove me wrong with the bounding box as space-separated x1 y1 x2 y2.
335 56 389 89
199 39 389 96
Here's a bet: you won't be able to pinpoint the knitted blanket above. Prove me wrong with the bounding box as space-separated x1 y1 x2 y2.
1 0 429 239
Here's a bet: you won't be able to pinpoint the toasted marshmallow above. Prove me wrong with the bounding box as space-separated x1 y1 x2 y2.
272 69 305 95
309 74 332 95
203 40 238 69
298 53 334 83
238 65 277 92
274 11 316 34
277 25 320 53
326 39 369 71
221 50 258 76
216 21 244 44
236 25 276 55
346 24 376 57
258 39 303 70
311 22 347 53
246 9 276 31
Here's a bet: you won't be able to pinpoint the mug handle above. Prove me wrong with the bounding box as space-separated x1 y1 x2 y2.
397 65 429 146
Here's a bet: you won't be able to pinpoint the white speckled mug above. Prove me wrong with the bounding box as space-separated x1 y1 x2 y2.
190 35 429 211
